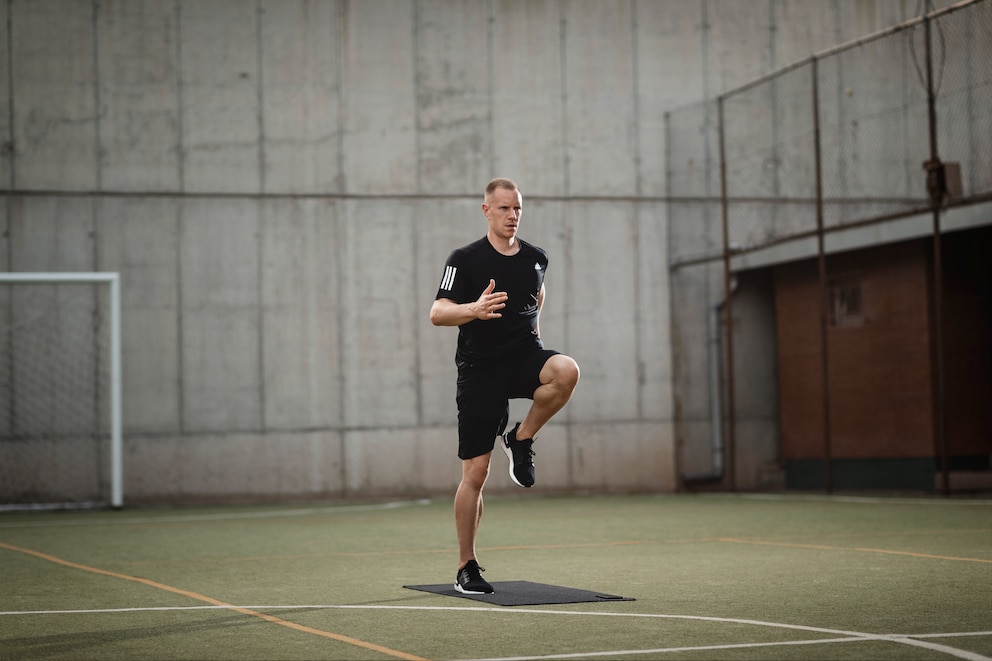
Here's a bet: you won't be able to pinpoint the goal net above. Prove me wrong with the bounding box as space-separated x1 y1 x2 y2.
0 273 122 509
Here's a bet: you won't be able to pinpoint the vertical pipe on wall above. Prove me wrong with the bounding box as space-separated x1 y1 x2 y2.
717 96 736 492
812 57 833 494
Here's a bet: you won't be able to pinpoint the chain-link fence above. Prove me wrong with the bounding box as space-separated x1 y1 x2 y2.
672 0 991 266
723 63 819 251
668 0 991 489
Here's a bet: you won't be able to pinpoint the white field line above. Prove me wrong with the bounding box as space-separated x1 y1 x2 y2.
2 604 989 661
0 499 434 529
730 493 992 507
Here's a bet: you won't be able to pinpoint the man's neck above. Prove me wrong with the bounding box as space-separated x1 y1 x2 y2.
487 231 520 256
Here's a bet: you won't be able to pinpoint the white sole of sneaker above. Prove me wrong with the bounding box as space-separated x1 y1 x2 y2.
454 583 493 595
499 438 528 488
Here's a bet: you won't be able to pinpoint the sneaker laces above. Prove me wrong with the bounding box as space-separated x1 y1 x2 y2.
460 561 486 582
512 441 535 461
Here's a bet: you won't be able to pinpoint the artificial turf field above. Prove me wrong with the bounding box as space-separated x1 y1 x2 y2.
1 493 990 660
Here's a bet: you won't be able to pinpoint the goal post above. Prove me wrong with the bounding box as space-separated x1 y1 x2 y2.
0 272 123 509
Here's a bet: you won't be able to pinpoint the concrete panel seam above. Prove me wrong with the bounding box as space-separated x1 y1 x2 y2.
90 0 101 192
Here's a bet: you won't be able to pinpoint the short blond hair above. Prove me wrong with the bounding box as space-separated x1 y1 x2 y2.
484 178 519 200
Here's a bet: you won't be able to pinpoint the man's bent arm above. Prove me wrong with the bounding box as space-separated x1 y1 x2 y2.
431 279 507 326
430 297 483 327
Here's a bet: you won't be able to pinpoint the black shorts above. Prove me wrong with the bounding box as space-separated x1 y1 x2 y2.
456 349 560 460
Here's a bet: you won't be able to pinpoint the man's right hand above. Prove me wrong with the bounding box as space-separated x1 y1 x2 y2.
429 279 508 327
474 279 508 320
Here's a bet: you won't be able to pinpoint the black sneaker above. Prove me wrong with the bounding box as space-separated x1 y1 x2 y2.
501 423 535 488
454 559 494 594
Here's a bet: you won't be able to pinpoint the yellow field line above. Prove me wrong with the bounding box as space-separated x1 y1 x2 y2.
483 540 654 551
717 537 992 563
115 539 658 567
0 540 427 661
728 527 992 542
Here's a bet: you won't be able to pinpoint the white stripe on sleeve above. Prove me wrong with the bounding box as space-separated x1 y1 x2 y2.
441 265 457 291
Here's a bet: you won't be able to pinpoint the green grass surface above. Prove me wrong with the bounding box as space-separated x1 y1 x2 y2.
1 493 990 660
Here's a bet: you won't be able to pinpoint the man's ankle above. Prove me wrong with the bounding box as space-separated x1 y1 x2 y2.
513 424 534 441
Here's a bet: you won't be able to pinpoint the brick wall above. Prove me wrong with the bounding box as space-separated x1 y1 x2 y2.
774 240 935 461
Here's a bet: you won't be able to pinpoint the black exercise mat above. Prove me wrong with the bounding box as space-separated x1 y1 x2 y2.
403 580 634 606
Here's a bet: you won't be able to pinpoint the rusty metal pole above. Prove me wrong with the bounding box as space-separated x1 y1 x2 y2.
811 58 833 494
923 6 949 495
718 96 737 492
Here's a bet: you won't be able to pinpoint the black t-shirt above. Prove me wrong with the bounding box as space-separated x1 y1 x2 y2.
435 236 548 366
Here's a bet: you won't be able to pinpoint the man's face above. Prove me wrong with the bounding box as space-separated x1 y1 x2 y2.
483 187 522 241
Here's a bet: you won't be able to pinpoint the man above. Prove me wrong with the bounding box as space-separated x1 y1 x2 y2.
430 178 580 595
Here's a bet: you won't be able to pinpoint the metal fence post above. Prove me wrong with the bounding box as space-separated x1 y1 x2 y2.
718 95 736 492
923 5 949 495
812 56 833 494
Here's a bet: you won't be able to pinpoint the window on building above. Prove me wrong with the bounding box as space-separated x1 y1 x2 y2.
829 274 863 327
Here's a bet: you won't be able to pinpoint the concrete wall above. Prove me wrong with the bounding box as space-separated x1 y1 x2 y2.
0 0 939 502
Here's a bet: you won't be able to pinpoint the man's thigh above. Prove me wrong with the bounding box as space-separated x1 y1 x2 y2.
507 349 560 400
456 363 509 460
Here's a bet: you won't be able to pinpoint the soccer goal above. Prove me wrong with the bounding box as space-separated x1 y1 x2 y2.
0 272 123 509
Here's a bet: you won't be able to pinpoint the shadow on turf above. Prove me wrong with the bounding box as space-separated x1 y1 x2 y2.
3 613 258 658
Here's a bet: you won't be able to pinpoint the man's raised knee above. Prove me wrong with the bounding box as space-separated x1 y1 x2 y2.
545 354 580 390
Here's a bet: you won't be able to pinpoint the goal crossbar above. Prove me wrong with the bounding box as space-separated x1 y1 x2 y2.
0 272 123 508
